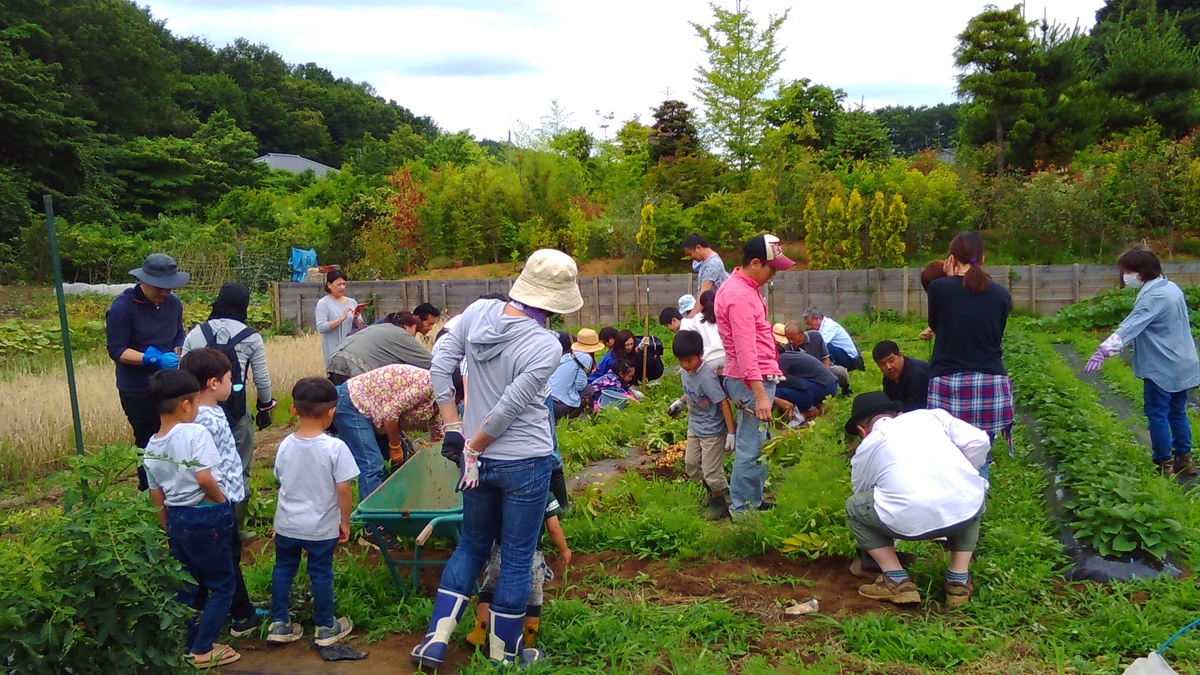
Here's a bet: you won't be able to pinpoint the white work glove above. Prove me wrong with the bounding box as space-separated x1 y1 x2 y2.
725 432 736 453
638 337 650 351
630 389 645 402
457 445 481 491
668 399 685 418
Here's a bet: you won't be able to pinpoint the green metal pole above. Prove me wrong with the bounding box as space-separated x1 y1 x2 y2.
44 195 85 457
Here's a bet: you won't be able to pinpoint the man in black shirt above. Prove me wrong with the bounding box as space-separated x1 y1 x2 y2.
872 341 931 412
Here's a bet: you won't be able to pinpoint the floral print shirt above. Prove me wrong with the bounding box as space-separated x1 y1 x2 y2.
346 364 443 441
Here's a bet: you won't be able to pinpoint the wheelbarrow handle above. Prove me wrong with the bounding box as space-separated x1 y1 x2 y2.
415 514 463 546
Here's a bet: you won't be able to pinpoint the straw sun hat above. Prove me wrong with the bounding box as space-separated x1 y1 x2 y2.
571 328 604 353
509 249 584 316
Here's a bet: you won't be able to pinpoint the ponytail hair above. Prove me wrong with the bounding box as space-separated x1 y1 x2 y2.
949 232 991 293
698 290 716 324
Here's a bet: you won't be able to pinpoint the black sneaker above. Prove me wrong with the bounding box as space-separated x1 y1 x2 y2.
230 607 267 637
359 526 401 552
757 501 775 512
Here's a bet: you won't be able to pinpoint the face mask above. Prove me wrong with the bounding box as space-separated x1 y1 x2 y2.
1123 273 1143 289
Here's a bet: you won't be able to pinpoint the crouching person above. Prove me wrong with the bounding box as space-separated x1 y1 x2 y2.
844 392 989 608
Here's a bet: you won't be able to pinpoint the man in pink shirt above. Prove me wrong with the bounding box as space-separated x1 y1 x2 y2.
715 233 795 517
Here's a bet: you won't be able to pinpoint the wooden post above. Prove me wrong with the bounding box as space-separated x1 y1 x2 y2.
423 280 431 304
832 272 839 316
442 282 449 313
592 277 600 326
1073 263 1081 303
803 270 811 310
402 280 409 310
1029 265 1037 315
876 268 884 311
902 268 910 316
270 282 281 328
612 276 620 325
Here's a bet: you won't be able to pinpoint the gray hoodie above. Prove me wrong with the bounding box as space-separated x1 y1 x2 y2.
431 299 559 461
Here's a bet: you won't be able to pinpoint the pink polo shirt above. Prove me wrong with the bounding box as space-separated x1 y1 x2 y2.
715 268 782 382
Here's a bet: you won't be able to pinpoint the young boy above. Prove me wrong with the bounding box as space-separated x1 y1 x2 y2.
668 330 736 520
466 493 571 650
658 307 696 334
142 369 240 668
267 377 359 646
179 348 266 638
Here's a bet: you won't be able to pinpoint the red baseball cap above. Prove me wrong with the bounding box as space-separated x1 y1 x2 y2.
744 234 795 271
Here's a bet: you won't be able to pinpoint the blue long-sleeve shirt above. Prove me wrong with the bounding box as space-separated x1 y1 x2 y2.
105 286 185 393
1114 276 1200 393
550 351 594 407
588 350 616 385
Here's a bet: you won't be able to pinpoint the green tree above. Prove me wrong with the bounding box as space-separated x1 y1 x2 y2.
874 193 908 268
824 109 893 166
691 1 790 173
765 78 846 150
954 5 1044 174
802 194 825 268
820 194 846 270
1095 11 1200 138
1095 0 1200 47
637 203 658 273
649 100 702 163
835 189 865 269
872 104 960 155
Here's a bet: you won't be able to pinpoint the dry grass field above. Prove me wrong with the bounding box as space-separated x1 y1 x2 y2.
0 333 325 480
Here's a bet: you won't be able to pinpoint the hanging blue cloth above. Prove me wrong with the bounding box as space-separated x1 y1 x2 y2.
289 247 317 282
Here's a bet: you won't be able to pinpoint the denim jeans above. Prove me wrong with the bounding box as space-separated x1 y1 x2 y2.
271 535 338 628
168 502 235 655
828 344 864 371
334 385 385 500
1144 379 1193 463
191 524 255 623
724 378 777 515
436 454 552 615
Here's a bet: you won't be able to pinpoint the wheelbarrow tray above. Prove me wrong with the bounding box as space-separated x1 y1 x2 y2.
352 446 462 596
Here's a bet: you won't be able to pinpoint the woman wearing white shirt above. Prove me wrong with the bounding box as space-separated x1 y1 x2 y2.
694 290 725 372
314 270 363 366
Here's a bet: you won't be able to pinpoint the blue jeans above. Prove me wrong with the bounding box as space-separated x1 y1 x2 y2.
828 344 863 371
724 378 777 515
1144 379 1193 463
776 386 815 411
271 535 337 628
334 385 385 500
437 454 552 615
168 502 235 655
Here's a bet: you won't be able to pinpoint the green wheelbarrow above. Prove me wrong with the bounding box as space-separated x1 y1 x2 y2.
351 446 462 598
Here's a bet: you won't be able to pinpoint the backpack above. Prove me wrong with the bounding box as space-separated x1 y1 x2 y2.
199 322 257 426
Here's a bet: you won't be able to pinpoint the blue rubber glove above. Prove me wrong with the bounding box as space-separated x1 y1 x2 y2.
142 346 166 368
159 350 179 369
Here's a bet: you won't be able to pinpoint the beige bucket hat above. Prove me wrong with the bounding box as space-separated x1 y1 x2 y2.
509 249 584 315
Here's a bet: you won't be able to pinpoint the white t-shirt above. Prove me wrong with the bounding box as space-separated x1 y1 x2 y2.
144 423 227 507
193 405 246 503
693 317 725 366
274 433 360 541
850 409 989 537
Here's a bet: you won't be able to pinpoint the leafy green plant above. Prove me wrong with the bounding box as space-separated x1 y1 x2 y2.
0 446 193 673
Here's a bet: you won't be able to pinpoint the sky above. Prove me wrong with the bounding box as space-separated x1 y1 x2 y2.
141 0 1107 141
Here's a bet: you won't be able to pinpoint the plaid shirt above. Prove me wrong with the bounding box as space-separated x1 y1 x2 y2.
927 372 1014 436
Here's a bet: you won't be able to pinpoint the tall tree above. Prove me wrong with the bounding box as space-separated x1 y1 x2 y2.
691 1 790 173
765 78 846 150
872 104 960 155
1095 0 1200 47
954 5 1043 174
648 100 701 163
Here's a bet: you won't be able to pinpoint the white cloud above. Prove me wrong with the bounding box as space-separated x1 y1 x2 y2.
143 0 1106 140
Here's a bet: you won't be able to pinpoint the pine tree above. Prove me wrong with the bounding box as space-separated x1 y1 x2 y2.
823 194 846 271
883 194 909 267
802 194 825 269
867 190 889 268
837 188 864 269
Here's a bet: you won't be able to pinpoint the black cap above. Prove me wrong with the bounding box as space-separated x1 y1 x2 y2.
844 391 904 436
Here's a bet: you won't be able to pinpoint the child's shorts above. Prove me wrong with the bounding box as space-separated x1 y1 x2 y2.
479 544 552 606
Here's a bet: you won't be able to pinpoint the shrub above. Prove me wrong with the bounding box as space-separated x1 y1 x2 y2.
0 446 193 673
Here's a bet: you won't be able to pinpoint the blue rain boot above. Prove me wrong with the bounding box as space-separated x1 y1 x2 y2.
488 608 545 666
411 589 469 667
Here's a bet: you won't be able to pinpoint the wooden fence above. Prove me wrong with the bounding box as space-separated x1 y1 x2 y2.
272 262 1200 331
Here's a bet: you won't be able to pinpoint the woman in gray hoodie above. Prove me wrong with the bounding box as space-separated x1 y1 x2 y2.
411 249 583 669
